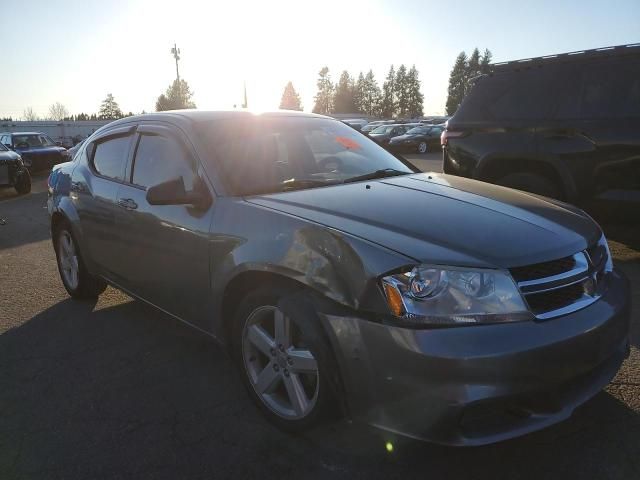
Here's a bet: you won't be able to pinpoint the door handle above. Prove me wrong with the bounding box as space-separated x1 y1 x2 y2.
117 198 138 210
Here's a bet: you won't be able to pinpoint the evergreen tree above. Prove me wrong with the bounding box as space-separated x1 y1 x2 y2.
380 65 396 118
464 48 481 96
333 70 356 113
353 72 366 114
406 65 424 118
312 67 334 115
279 81 303 111
395 64 409 117
362 70 382 116
480 48 493 74
445 52 468 115
156 79 196 111
98 93 123 119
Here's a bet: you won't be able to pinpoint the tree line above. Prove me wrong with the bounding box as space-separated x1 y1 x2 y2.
445 48 493 115
16 94 136 122
278 65 424 118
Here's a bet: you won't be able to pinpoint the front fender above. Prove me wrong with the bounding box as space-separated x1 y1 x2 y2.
207 199 411 336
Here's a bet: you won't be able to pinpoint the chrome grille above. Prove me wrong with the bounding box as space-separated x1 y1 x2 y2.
510 240 610 320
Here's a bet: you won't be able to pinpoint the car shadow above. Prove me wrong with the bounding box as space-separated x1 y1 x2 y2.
1 297 639 479
0 191 51 250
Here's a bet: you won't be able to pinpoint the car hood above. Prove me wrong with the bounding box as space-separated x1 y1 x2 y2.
18 146 66 155
0 150 21 164
246 173 600 269
390 134 419 142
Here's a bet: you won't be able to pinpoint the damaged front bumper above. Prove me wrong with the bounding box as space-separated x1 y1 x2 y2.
321 269 631 446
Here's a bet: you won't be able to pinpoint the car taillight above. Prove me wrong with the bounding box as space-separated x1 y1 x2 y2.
441 129 467 146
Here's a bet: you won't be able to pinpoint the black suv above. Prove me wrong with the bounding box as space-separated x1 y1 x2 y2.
442 44 640 207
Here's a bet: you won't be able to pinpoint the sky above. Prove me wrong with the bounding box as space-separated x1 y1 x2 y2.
1 0 639 119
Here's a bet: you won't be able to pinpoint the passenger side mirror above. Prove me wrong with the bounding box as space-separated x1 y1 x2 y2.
146 176 212 210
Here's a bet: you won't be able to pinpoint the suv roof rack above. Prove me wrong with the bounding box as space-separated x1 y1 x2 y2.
490 43 640 72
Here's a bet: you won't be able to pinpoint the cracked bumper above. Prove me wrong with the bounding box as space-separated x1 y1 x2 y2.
322 269 631 446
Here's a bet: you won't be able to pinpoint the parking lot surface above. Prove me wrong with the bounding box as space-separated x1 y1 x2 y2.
1 162 639 480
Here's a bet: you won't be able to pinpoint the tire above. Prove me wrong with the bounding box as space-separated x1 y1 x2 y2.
417 141 428 154
232 286 338 433
54 222 107 299
497 172 562 199
14 172 31 195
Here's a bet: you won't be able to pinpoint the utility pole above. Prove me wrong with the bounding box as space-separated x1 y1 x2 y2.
242 82 248 109
171 43 181 82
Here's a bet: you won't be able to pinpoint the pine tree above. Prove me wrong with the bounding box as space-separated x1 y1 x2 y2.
279 81 303 111
445 52 468 115
98 93 123 120
395 64 409 117
333 70 356 113
406 65 424 118
156 79 196 111
312 67 334 115
380 65 396 118
353 72 366 114
480 48 493 74
362 70 382 116
465 48 481 96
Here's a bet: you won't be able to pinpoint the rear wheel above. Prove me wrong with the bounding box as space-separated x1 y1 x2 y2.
54 223 107 298
14 172 31 195
233 286 337 432
497 172 562 199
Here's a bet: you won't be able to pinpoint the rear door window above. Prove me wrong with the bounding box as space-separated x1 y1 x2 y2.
92 135 132 181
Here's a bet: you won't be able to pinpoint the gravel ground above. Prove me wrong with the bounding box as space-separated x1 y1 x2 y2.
0 167 638 480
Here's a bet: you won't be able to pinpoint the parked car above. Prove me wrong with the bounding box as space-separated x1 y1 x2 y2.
0 131 70 172
0 142 31 194
443 44 640 207
48 110 629 446
341 119 368 131
369 123 418 146
421 116 449 125
361 120 394 134
66 139 86 160
389 124 445 153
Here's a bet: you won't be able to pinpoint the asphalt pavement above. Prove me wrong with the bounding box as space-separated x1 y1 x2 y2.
1 164 639 480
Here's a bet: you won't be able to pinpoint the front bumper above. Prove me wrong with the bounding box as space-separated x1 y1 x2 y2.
323 269 631 446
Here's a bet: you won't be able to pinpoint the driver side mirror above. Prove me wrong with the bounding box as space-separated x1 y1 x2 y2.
55 141 62 147
146 176 212 210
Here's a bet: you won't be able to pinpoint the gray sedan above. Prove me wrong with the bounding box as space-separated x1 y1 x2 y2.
47 110 630 445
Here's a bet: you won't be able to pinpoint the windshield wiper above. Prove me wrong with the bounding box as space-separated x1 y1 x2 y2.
343 168 409 184
281 178 339 192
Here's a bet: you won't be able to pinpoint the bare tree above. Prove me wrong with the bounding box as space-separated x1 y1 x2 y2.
48 102 69 121
22 107 39 121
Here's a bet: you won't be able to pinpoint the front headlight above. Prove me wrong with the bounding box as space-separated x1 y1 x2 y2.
381 265 532 326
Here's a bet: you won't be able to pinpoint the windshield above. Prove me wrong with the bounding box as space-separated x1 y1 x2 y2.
197 116 415 196
13 134 55 147
371 125 395 134
406 127 429 135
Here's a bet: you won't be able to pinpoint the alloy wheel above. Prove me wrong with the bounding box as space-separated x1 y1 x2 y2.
242 305 319 419
58 230 79 290
418 142 427 154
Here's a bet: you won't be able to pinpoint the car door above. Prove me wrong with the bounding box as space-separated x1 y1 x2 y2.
115 123 215 325
74 126 135 282
538 58 640 204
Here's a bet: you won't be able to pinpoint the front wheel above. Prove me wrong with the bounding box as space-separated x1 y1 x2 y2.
233 287 337 432
14 172 31 195
417 141 428 154
54 224 107 299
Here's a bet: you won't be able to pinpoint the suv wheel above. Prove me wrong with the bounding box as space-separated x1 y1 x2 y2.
14 172 31 195
233 287 336 432
417 141 428 154
54 223 107 298
497 172 561 199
